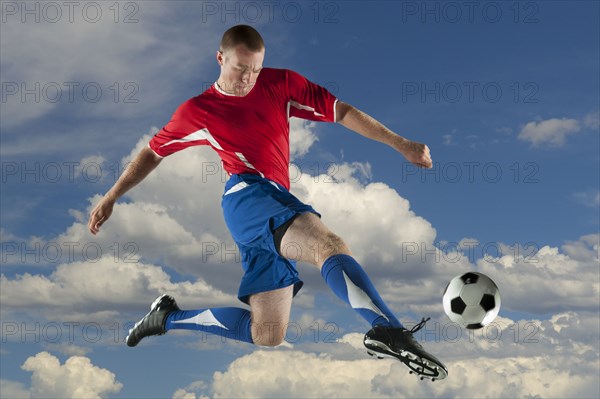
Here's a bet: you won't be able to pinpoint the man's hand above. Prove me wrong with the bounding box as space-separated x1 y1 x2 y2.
398 140 433 169
85 147 162 235
88 195 115 235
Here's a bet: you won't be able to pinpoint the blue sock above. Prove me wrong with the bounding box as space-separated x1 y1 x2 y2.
321 254 403 328
165 307 253 344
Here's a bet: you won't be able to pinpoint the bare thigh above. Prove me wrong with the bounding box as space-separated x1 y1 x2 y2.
278 212 352 270
249 285 293 346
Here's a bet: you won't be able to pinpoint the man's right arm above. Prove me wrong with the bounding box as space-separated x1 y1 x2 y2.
88 146 162 235
105 146 163 201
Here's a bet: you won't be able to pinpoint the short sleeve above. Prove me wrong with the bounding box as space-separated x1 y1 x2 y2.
148 99 209 157
286 69 338 123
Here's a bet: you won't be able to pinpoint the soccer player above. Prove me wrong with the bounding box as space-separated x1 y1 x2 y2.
88 25 447 380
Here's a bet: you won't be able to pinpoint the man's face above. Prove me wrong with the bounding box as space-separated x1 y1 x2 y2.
217 44 265 96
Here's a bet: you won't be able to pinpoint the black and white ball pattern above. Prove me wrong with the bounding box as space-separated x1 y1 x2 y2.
442 272 501 329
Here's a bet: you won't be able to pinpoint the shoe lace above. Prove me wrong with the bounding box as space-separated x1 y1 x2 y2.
409 317 431 334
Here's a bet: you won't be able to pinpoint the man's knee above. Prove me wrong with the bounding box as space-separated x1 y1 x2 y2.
317 232 350 264
251 319 287 346
323 232 349 254
248 287 292 346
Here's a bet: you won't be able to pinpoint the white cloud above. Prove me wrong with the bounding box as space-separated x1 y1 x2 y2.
205 346 597 398
0 228 18 242
173 380 212 399
173 381 211 399
59 194 223 266
108 131 231 244
518 117 581 147
573 190 600 208
190 309 599 398
211 349 391 398
0 255 237 322
173 389 197 399
289 117 318 160
561 233 599 261
0 379 30 399
473 235 599 314
0 5 220 129
21 351 122 398
428 356 597 398
583 111 599 130
290 165 436 266
74 154 106 181
48 133 245 289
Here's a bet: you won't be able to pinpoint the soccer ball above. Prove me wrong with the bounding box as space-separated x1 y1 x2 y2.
442 272 501 329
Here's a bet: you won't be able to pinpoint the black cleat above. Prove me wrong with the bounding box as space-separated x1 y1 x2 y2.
364 317 448 381
126 294 180 347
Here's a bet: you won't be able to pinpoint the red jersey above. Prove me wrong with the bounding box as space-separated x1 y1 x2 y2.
148 68 338 190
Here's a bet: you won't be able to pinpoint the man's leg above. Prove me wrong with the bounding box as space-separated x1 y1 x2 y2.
277 212 448 380
164 305 254 344
248 285 293 346
127 286 292 347
277 212 402 328
165 285 293 346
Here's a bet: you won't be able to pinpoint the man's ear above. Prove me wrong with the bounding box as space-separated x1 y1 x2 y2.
216 50 224 66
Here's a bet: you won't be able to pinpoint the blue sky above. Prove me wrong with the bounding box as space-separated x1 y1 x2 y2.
1 1 599 398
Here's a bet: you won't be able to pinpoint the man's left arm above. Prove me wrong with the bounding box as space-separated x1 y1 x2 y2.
335 101 432 169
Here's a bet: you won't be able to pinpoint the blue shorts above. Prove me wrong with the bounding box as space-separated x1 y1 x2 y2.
221 173 321 305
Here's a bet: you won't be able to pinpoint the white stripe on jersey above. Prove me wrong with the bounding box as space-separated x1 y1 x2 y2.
288 100 325 118
235 152 264 177
160 128 224 150
333 98 338 123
